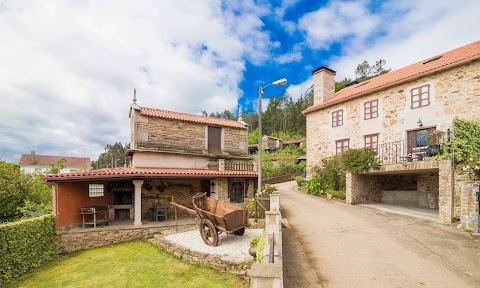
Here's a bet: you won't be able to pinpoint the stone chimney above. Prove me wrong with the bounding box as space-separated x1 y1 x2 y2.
30 150 36 164
312 66 336 105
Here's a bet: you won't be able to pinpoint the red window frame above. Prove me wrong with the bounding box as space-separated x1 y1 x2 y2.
364 134 379 153
336 139 349 154
364 100 378 120
411 85 430 109
332 110 343 127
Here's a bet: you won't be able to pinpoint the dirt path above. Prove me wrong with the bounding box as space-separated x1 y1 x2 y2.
277 181 480 288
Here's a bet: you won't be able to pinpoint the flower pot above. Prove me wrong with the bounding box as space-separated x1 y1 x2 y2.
249 245 257 259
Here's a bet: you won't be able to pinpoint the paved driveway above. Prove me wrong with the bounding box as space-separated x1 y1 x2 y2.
278 181 480 288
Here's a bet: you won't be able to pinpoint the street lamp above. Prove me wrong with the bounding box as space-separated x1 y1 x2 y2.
258 78 287 194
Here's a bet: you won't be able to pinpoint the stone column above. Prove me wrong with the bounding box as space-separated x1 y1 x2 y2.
461 181 479 233
438 160 454 224
270 192 280 211
132 180 144 226
219 159 225 171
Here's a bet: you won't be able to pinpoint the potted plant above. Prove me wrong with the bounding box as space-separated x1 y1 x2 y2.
426 131 444 157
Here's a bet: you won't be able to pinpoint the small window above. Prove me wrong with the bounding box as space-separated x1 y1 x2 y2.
332 110 343 127
89 184 104 197
208 126 222 153
336 139 349 154
411 85 430 109
364 100 378 120
364 134 379 153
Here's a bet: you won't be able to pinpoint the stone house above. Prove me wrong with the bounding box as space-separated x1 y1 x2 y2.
19 152 90 173
303 40 480 229
45 96 257 230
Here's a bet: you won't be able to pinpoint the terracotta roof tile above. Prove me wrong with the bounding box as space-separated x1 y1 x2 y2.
44 167 257 182
19 154 91 167
304 40 480 114
140 107 247 129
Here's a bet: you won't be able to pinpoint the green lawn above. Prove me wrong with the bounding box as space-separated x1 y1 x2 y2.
6 241 248 288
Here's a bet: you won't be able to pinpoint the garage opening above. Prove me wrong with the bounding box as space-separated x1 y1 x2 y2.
349 171 439 220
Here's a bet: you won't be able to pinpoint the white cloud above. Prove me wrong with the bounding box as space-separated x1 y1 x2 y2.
275 44 303 64
298 1 381 50
0 0 273 162
328 0 480 80
286 78 313 100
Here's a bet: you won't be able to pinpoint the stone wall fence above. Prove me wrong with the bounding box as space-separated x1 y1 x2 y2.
249 192 283 288
461 181 479 233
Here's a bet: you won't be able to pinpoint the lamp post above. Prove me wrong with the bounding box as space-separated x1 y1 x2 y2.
258 78 287 194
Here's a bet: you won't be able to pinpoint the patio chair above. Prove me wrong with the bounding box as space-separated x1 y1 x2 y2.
153 204 168 221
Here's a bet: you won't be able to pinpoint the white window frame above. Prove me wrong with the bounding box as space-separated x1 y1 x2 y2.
89 184 104 197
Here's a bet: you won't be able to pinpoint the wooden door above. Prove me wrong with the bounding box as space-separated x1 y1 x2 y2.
201 180 211 197
208 126 221 153
230 182 244 203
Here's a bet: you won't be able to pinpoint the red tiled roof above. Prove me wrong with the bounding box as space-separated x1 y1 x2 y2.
303 40 480 114
140 107 247 129
44 167 257 182
19 154 91 167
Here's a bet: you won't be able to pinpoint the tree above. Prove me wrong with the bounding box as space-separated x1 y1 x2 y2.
91 142 130 169
355 59 391 82
355 60 372 82
335 77 353 92
0 162 53 221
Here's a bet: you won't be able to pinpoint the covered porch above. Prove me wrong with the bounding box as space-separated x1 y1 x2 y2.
45 167 257 231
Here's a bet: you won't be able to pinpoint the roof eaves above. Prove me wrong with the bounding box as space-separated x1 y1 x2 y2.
303 54 480 115
44 171 258 182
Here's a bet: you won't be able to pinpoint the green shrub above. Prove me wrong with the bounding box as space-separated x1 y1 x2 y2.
263 185 277 195
250 236 260 247
327 189 346 200
304 177 325 196
442 118 480 163
256 232 266 263
295 176 305 187
341 148 380 173
0 215 58 285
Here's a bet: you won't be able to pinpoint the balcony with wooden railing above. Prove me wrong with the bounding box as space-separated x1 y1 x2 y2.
207 159 257 171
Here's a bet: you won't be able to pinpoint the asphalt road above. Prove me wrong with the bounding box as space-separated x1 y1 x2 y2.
278 181 480 288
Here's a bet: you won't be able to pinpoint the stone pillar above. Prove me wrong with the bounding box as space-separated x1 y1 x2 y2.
265 211 282 263
132 180 144 226
460 181 479 233
217 178 228 202
219 159 226 171
270 192 280 211
249 263 283 288
438 160 454 224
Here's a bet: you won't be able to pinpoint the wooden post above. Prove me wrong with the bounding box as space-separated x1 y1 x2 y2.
173 196 178 233
254 196 258 223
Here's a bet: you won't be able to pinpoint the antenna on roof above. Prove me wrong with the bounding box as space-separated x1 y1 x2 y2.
133 88 137 103
238 106 244 122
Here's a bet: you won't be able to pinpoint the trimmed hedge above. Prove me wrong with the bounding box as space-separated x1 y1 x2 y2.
0 214 57 285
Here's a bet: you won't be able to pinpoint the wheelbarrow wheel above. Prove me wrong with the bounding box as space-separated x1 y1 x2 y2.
233 227 245 236
199 219 218 246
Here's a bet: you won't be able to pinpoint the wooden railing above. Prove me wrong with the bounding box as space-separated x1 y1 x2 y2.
225 161 255 171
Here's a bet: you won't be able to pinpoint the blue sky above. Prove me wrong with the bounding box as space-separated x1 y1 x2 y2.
0 0 479 162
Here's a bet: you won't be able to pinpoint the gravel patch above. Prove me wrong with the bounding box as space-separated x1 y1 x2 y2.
165 228 263 261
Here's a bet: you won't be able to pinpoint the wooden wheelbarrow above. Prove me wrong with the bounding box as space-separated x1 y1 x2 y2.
170 193 250 246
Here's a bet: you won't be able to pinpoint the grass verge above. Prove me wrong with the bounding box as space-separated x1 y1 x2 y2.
6 241 248 288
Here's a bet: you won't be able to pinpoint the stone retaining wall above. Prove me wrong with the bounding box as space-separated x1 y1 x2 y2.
249 192 283 288
150 236 252 275
461 181 479 233
59 223 196 254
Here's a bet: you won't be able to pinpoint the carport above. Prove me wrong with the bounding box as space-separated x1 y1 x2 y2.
346 160 454 224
